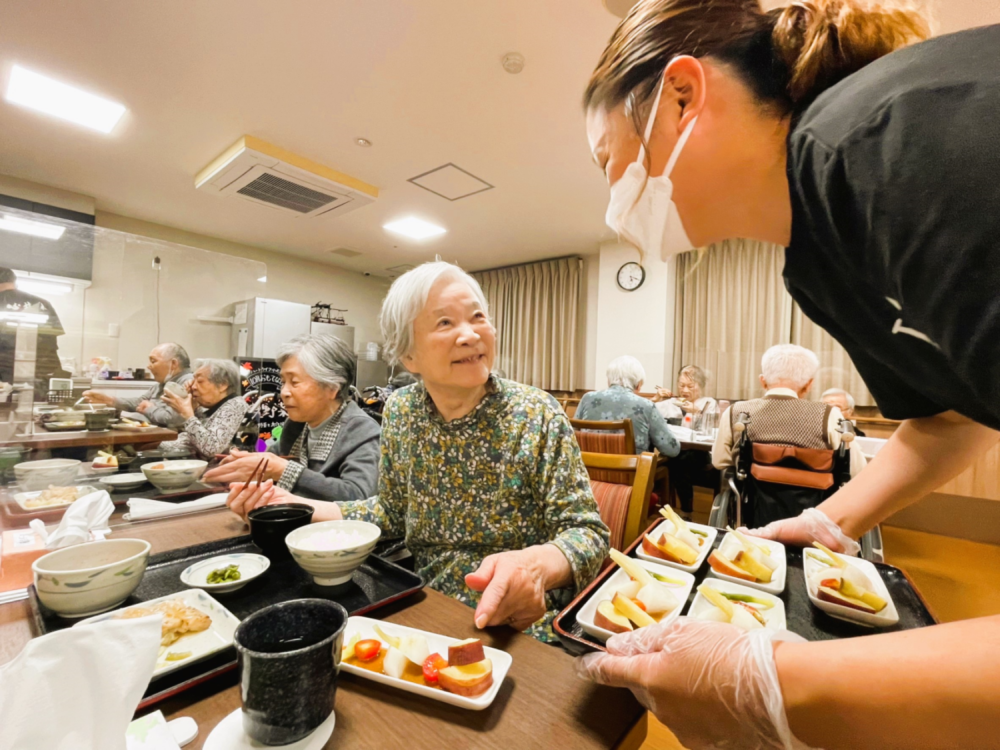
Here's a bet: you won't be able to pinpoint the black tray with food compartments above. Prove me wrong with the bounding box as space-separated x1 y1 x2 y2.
27 534 423 708
554 519 937 655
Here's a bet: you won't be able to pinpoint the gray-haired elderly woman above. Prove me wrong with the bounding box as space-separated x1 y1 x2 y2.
205 333 380 502
226 261 609 642
160 359 245 458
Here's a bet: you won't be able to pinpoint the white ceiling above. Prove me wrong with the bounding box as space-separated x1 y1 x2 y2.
1 1 996 277
0 0 620 276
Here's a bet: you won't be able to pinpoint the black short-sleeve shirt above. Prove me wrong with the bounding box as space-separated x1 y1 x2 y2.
784 24 1000 431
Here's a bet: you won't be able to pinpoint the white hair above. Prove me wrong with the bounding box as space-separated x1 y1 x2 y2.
194 358 241 397
822 387 855 411
761 344 819 390
379 261 489 366
607 355 645 390
276 333 356 394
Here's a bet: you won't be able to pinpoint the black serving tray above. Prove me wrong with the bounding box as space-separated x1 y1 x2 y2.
554 520 938 655
27 534 424 708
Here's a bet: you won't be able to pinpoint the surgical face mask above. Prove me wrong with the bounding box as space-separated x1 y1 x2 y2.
605 72 698 261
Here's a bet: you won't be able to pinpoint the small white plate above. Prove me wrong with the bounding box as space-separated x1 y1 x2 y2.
99 473 148 492
13 485 99 511
577 558 696 643
706 533 787 594
687 578 787 630
635 520 717 574
204 707 335 750
803 550 899 628
340 616 511 711
180 553 270 593
75 589 240 678
112 423 156 431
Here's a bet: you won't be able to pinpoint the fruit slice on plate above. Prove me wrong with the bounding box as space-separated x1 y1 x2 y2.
839 579 887 612
708 550 755 582
594 599 633 634
732 550 773 583
697 584 734 621
448 638 486 666
612 592 656 628
652 533 699 565
817 586 878 613
438 659 494 697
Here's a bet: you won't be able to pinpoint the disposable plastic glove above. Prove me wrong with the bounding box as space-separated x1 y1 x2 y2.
577 617 813 750
745 507 861 557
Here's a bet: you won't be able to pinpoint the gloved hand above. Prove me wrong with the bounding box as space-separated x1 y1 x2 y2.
577 617 812 750
744 507 861 556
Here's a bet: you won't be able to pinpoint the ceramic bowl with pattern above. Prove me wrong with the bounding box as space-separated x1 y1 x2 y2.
14 458 81 492
285 520 381 586
141 459 208 491
32 538 151 617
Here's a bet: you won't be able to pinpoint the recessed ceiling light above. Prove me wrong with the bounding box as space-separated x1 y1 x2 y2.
0 214 65 240
257 275 267 282
5 65 126 133
383 217 447 240
355 137 372 147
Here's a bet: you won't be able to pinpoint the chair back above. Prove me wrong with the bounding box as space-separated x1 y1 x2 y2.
571 418 636 483
582 450 657 551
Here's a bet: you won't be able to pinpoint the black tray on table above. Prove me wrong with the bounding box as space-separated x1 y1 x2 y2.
27 534 424 709
554 519 938 655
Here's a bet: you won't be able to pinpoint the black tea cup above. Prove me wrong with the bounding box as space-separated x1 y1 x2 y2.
247 503 315 561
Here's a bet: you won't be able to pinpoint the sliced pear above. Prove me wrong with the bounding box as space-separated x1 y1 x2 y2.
612 591 657 628
697 584 734 621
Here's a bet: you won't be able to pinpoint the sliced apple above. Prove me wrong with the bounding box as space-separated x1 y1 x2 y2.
654 533 698 565
840 579 887 612
612 592 656 628
594 599 633 634
635 583 678 616
817 586 877 613
733 550 773 583
641 534 674 562
697 584 734 621
609 548 654 587
448 638 486 666
708 550 755 582
438 659 494 697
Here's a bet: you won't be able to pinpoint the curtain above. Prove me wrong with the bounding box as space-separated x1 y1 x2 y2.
673 240 875 405
472 257 580 390
673 240 792 401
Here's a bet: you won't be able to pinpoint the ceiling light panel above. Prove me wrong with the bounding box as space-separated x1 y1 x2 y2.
383 217 447 240
0 215 65 240
408 164 494 201
5 65 126 133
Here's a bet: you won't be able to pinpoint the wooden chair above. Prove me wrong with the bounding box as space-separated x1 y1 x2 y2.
571 418 636 483
582 450 658 551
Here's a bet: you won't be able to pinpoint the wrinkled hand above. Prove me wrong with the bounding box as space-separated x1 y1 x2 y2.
226 479 298 521
465 548 556 632
652 387 672 403
744 507 861 556
204 453 288 484
136 400 153 414
161 389 195 421
578 618 808 750
82 391 114 406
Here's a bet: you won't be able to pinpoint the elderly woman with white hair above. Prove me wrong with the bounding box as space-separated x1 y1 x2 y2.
159 358 246 458
205 334 380 502
822 387 866 437
575 355 680 457
227 261 609 642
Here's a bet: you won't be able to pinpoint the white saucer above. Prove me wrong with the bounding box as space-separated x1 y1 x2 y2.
204 707 335 750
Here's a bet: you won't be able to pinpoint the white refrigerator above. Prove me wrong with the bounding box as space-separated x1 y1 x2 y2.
232 298 311 360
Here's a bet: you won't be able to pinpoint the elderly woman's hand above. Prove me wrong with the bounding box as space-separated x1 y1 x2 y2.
652 387 672 402
464 544 573 632
204 453 289 484
578 618 807 750
226 480 342 522
161 388 195 421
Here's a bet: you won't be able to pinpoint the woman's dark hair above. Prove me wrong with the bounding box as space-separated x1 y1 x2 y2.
585 0 929 122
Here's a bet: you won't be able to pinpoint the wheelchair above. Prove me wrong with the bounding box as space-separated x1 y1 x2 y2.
709 412 883 562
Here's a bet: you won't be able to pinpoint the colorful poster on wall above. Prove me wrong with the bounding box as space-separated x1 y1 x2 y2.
236 359 287 451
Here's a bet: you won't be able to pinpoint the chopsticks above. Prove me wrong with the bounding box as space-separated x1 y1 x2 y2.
247 455 270 487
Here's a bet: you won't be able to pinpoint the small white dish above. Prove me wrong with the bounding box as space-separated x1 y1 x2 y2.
204 707 335 750
707 533 787 595
180 553 270 593
803 550 899 628
635 519 717 574
99 472 148 492
687 577 787 631
340 616 511 711
14 485 99 511
577 557 696 643
76 588 240 678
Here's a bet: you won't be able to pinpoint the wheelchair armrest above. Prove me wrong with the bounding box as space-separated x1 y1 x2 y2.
859 525 884 563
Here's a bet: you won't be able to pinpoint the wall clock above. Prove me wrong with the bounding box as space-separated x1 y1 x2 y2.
616 261 645 291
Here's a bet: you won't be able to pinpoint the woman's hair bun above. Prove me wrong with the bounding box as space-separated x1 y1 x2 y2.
771 0 930 104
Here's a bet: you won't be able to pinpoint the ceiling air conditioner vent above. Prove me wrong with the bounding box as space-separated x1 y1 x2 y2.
196 136 378 219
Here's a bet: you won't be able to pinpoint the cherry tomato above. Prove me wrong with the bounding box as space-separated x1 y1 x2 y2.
422 653 447 684
354 639 381 662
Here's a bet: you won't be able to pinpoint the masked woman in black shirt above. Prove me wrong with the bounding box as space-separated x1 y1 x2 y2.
578 1 1000 748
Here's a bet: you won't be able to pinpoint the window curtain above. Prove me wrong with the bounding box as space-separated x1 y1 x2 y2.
472 257 580 390
673 241 875 405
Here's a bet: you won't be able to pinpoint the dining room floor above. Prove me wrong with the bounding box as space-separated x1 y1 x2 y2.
638 503 1000 750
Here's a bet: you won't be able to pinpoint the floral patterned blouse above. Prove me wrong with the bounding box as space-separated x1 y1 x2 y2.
339 375 609 642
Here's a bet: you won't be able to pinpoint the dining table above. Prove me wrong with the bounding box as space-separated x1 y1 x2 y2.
0 506 649 750
0 425 178 453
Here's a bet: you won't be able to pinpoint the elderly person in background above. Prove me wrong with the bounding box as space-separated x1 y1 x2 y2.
83 343 193 428
575 355 680 458
652 365 717 426
823 387 866 437
159 359 245 458
227 261 609 642
205 334 379 502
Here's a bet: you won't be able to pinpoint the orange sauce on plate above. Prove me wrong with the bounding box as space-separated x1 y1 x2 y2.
344 648 442 690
